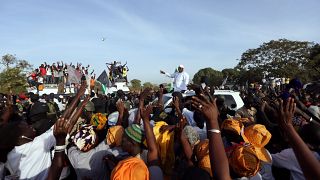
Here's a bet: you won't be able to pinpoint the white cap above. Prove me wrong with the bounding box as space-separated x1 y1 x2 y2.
179 64 184 68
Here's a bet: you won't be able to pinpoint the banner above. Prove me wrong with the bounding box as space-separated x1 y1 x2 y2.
67 65 82 84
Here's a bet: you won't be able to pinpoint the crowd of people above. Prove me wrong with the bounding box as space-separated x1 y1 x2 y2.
0 69 320 180
27 61 95 90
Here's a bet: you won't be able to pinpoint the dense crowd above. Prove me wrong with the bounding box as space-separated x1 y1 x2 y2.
0 76 320 180
27 61 95 90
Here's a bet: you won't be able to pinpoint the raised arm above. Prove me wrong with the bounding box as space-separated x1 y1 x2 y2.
67 95 90 133
134 88 152 125
277 98 320 180
62 82 86 119
140 105 158 164
192 94 231 180
47 118 69 180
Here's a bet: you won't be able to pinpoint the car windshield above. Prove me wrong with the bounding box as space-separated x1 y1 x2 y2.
163 95 172 106
162 93 238 109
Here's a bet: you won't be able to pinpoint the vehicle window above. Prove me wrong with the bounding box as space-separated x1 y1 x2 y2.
163 96 172 105
215 95 237 108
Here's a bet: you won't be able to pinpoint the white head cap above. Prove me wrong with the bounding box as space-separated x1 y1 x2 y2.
179 64 184 69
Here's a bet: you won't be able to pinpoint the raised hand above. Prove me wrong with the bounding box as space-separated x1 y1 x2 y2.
140 105 153 121
160 70 165 74
54 118 69 145
191 94 219 127
139 87 152 101
278 97 296 128
116 99 125 114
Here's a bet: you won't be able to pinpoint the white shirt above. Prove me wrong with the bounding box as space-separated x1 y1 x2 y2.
37 76 44 83
6 128 55 180
68 140 122 180
272 148 320 180
165 71 189 91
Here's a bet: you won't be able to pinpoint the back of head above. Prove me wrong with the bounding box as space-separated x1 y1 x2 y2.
299 122 320 150
111 157 149 180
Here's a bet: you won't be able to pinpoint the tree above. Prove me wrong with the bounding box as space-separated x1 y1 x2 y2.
236 39 313 82
130 79 141 91
221 68 240 83
193 68 224 87
1 54 17 69
306 43 320 80
0 54 32 94
143 82 153 89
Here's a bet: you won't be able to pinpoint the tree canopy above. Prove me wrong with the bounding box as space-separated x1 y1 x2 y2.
236 39 316 83
193 67 224 87
130 79 142 91
0 54 32 94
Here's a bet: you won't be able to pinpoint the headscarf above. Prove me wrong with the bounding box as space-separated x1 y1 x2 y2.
106 125 124 147
153 121 175 174
73 125 97 152
111 157 149 180
183 126 200 147
241 124 272 163
195 139 212 177
90 113 107 130
228 145 261 177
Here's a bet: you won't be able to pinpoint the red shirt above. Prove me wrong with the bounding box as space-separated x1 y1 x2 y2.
39 67 47 76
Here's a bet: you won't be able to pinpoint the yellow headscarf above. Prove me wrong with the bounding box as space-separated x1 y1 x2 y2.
111 157 149 180
195 139 212 177
106 125 124 147
153 121 175 174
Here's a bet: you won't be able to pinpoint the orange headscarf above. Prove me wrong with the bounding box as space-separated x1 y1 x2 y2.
111 157 149 180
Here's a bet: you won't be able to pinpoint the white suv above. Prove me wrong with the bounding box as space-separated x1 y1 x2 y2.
162 90 244 110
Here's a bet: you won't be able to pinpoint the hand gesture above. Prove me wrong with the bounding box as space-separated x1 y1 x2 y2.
116 99 125 114
173 96 180 110
54 118 69 145
278 97 296 128
160 70 165 74
192 94 219 127
139 88 152 101
140 105 153 121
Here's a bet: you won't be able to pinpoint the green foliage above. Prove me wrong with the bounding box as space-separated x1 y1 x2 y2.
221 68 240 83
130 79 141 91
0 54 31 94
306 44 320 80
0 67 28 94
143 82 153 89
236 39 315 83
193 67 224 86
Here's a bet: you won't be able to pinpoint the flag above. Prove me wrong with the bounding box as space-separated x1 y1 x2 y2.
67 65 82 84
97 70 109 87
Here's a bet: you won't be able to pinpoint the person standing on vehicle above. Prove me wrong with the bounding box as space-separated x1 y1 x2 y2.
160 65 189 93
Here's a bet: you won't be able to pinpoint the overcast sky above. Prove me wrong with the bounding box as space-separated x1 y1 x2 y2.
0 0 319 83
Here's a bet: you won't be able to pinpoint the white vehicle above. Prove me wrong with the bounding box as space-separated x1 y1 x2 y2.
162 90 244 110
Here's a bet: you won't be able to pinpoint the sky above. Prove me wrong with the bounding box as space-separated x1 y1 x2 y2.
0 0 319 84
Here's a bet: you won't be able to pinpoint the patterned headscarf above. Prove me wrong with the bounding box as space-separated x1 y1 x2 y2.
183 126 200 147
73 125 97 152
90 113 108 130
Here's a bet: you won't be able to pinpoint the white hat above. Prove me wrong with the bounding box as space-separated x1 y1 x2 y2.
179 64 184 68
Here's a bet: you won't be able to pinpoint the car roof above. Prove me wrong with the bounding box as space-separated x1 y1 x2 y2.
162 90 240 97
